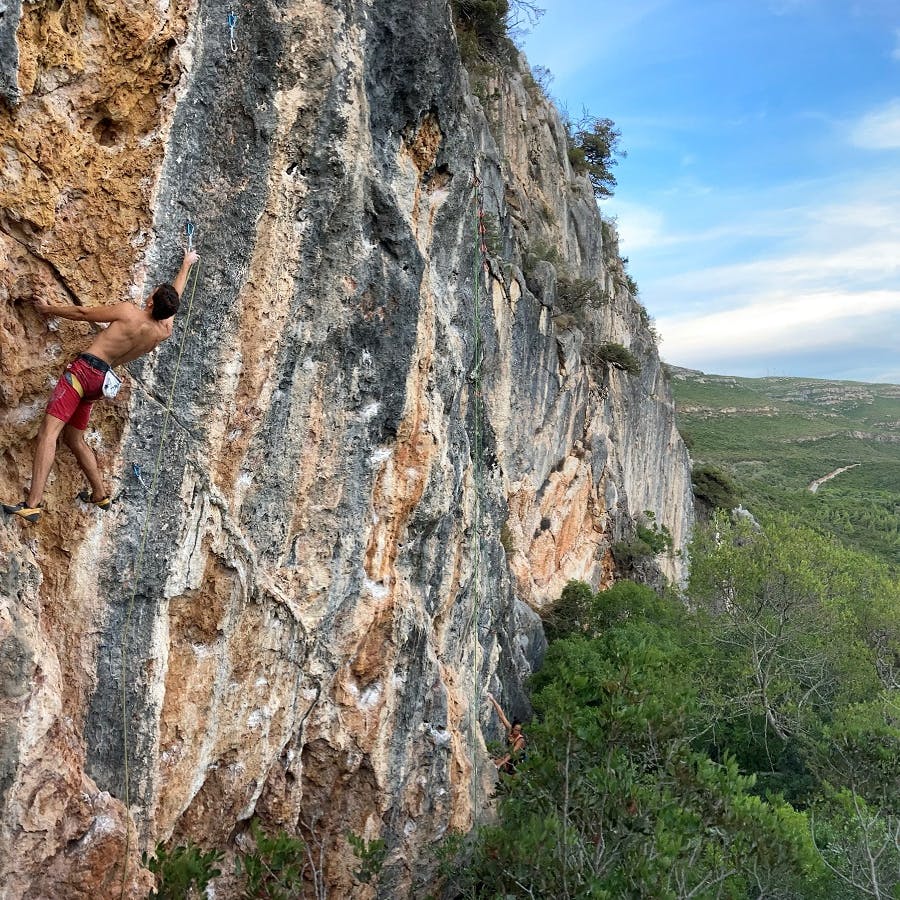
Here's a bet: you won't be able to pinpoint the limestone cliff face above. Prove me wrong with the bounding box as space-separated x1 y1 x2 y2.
0 2 692 897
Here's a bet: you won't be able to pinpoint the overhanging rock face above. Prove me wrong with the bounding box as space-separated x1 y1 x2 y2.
0 2 692 896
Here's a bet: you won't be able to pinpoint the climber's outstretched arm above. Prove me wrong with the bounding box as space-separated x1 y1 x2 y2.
487 692 511 731
172 248 199 297
33 300 134 324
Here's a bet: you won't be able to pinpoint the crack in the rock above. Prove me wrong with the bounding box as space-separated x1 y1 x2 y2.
0 219 87 308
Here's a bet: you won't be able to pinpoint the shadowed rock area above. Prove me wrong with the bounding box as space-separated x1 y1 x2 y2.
0 1 692 896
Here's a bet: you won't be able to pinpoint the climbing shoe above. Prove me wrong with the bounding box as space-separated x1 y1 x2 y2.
2 501 42 523
77 491 112 510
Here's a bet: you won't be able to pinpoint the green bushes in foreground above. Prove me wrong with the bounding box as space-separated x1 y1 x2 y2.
146 823 386 898
440 515 900 898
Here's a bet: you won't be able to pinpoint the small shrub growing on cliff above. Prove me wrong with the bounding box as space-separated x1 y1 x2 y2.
555 275 609 324
587 341 641 376
552 312 578 330
499 521 517 556
143 841 223 899
236 821 306 900
692 464 740 510
542 579 595 641
524 239 562 272
611 535 656 569
614 256 641 299
600 215 618 253
524 63 554 103
451 0 543 62
636 510 673 555
625 272 639 296
348 831 388 885
451 0 513 62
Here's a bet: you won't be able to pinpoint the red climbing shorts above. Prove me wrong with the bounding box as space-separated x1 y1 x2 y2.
46 354 107 431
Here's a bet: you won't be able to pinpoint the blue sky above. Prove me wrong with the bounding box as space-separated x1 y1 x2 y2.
522 0 900 382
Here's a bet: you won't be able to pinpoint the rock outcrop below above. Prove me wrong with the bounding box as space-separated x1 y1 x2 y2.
0 2 692 896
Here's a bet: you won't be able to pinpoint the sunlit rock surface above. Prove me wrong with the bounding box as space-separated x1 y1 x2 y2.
0 1 692 896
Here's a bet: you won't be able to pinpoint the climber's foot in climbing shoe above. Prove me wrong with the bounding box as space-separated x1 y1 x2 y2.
2 501 42 523
77 491 111 510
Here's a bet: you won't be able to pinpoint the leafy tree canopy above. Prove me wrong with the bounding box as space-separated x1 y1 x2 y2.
440 516 900 899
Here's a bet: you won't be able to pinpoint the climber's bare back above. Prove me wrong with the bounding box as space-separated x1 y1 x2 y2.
85 303 174 366
33 299 175 367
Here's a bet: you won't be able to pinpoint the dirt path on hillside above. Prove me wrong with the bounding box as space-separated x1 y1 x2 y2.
808 464 860 493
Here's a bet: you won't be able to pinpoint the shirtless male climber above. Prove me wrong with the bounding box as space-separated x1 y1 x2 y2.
3 248 199 524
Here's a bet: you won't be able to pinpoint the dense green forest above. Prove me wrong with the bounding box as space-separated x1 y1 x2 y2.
439 516 899 898
671 370 900 568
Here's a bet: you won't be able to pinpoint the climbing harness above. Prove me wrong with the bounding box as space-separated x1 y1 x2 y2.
227 11 238 53
118 245 203 899
500 730 527 776
470 169 487 818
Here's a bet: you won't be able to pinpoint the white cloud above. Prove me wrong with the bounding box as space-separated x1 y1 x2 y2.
601 200 667 251
850 98 900 149
661 240 900 297
658 290 900 360
628 174 900 382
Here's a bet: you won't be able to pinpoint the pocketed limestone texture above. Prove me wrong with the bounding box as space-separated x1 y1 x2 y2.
0 1 692 897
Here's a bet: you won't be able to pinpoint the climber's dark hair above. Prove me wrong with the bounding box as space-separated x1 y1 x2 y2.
512 718 522 729
150 283 180 320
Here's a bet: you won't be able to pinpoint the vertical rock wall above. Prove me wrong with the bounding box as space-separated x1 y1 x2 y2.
0 1 692 897
472 56 692 602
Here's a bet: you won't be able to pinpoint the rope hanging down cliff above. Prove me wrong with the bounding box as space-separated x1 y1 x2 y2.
118 243 203 898
469 171 487 817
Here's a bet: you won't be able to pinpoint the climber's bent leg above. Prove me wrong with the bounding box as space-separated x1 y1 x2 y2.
64 424 106 503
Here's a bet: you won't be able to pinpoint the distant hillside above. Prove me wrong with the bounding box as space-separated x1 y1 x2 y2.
669 367 900 567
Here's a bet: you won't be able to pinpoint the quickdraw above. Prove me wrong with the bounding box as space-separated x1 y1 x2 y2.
227 11 238 53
